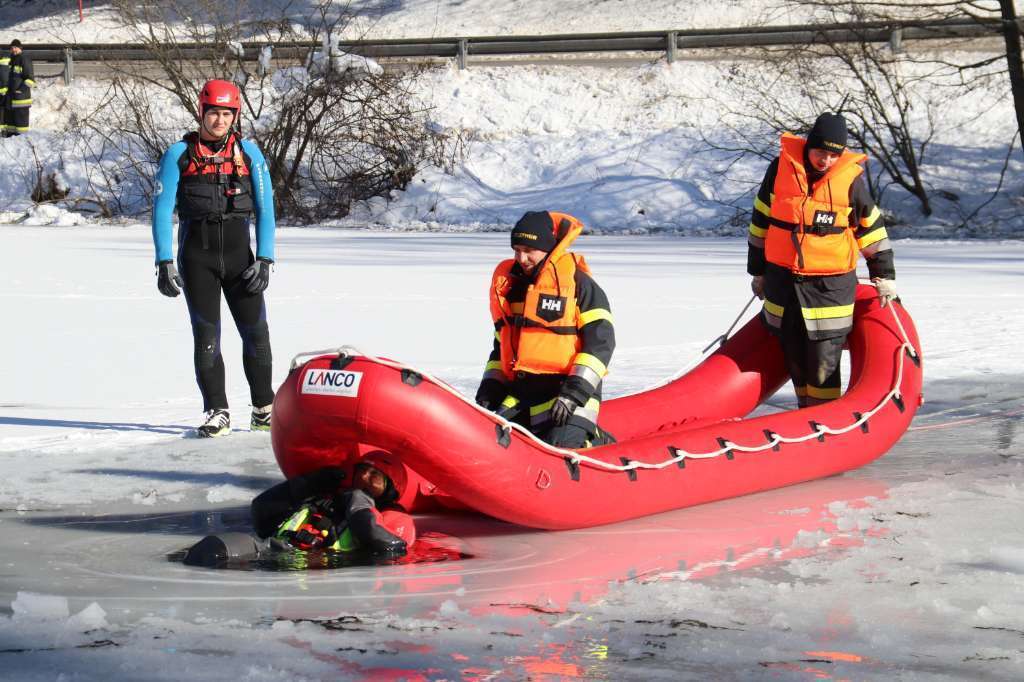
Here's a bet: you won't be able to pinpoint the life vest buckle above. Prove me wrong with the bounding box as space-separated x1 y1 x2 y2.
280 509 335 551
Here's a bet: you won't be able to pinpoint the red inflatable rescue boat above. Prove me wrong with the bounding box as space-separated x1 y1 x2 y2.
272 285 922 530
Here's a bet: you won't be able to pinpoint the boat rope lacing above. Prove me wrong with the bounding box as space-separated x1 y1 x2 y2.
288 282 920 475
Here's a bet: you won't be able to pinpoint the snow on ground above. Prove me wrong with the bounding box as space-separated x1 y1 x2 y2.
4 0 1021 43
0 226 1022 679
354 58 1024 236
2 0 828 45
4 55 1021 237
2 3 1022 237
0 2 1022 678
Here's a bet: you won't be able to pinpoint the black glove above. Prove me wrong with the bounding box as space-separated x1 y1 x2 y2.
347 507 407 556
550 394 579 427
156 260 183 297
241 257 273 294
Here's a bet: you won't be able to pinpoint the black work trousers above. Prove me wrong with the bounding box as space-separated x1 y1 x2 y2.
178 216 274 412
777 286 845 407
2 104 28 135
502 373 613 449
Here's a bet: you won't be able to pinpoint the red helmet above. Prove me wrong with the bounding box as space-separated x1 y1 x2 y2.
356 450 408 504
198 79 241 119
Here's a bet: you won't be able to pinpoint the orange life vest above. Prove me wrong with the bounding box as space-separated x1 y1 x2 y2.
490 215 589 378
177 132 254 221
766 133 866 276
180 132 250 179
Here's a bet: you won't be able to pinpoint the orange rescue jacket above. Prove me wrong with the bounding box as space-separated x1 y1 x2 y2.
766 133 866 276
490 215 589 377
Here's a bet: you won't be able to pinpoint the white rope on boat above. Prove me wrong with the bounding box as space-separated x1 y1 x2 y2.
288 283 920 474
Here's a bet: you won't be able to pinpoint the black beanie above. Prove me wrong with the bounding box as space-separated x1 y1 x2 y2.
806 112 848 153
10 39 22 49
511 211 557 252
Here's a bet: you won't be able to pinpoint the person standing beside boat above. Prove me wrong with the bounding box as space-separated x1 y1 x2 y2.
747 112 897 407
476 211 616 448
151 79 277 437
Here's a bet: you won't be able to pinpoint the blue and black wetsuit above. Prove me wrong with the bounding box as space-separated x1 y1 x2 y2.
152 132 276 412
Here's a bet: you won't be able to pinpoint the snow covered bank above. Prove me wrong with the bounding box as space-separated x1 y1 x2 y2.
5 55 1022 237
1 0 823 45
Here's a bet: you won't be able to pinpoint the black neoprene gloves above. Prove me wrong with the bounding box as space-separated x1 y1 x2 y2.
157 260 183 297
242 257 273 294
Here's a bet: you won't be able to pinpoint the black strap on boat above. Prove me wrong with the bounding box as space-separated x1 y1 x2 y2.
620 457 637 481
330 355 354 370
495 423 511 448
906 346 921 367
891 394 906 413
809 421 826 442
401 369 422 386
563 456 580 481
716 437 734 460
763 429 781 452
668 445 685 468
854 412 869 433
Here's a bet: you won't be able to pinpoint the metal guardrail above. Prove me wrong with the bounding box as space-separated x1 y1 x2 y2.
23 17 1014 82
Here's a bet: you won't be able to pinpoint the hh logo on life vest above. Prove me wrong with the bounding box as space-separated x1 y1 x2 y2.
812 210 837 230
536 294 567 322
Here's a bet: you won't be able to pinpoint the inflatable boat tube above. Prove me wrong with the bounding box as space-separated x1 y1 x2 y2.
272 285 922 529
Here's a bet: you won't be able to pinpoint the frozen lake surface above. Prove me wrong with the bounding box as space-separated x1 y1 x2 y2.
1 227 1022 680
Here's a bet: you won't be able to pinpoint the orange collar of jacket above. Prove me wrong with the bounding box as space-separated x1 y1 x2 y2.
533 213 583 281
779 132 866 190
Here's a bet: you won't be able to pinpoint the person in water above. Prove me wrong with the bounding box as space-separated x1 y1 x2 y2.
475 210 616 449
183 451 414 567
251 451 414 555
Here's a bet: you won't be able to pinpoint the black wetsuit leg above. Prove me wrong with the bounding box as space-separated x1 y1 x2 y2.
179 219 227 411
178 217 274 411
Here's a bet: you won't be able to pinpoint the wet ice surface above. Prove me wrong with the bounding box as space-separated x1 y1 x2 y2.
2 378 1022 680
1 230 1023 680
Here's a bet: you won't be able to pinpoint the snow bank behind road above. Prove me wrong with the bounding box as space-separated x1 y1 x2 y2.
0 31 1020 235
1 0 810 45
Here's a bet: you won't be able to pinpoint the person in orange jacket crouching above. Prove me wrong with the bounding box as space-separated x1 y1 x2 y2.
475 211 616 449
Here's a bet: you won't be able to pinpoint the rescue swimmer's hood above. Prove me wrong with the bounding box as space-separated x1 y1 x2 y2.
353 450 408 507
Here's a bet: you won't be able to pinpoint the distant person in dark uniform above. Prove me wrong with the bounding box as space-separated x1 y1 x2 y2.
151 79 277 437
0 44 9 133
3 39 35 136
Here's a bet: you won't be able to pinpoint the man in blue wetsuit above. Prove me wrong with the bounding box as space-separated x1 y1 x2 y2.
151 79 277 438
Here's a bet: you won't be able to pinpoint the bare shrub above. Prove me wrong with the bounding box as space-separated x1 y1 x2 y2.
700 0 1020 220
79 0 461 220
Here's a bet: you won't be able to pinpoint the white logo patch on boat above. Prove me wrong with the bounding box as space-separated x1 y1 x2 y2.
301 368 363 397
